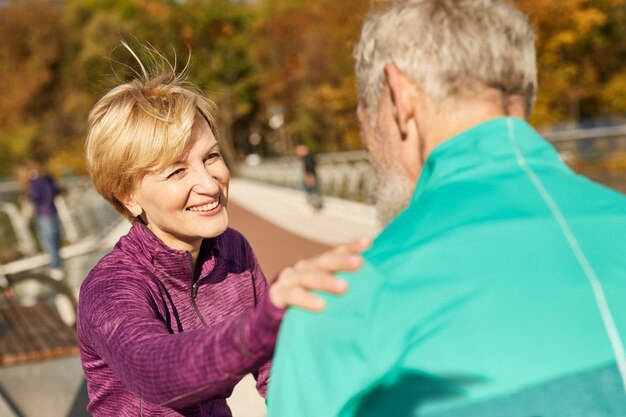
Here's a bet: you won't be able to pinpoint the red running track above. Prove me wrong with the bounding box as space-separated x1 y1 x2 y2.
228 202 331 280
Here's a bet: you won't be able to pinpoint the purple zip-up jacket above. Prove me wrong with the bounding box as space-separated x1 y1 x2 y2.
28 174 60 217
77 222 285 416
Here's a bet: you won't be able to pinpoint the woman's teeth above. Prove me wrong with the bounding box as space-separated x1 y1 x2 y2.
188 201 219 212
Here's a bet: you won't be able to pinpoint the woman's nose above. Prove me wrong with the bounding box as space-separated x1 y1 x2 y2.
191 167 221 194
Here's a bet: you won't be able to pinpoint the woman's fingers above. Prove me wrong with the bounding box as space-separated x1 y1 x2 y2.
290 269 348 294
269 237 371 311
271 285 326 312
270 269 347 308
294 237 371 273
333 236 372 256
294 253 361 274
269 238 371 311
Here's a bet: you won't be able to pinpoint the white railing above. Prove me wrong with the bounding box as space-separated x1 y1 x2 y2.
238 150 377 203
0 178 120 264
238 124 626 202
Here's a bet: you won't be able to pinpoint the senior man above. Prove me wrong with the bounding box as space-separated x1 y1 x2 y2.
267 0 626 416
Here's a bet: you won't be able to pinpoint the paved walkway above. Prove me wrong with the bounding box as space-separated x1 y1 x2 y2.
228 179 379 277
0 179 379 417
226 180 379 416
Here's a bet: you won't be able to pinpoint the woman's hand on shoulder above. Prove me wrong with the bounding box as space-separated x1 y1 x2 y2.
268 237 371 312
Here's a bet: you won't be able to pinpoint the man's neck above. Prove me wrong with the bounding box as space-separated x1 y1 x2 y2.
420 92 526 158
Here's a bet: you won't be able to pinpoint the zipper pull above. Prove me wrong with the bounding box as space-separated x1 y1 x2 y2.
192 283 198 299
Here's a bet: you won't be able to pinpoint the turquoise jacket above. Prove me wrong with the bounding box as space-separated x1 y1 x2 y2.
267 118 626 417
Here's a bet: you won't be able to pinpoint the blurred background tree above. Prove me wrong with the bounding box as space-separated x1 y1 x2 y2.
0 0 624 177
516 0 626 127
0 0 63 171
251 0 367 154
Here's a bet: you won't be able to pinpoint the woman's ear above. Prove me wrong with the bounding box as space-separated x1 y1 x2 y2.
119 193 143 218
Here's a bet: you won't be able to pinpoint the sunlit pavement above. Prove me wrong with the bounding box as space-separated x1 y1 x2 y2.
229 178 379 247
0 178 379 417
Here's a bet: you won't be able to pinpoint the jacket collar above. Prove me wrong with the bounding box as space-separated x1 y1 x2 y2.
126 222 218 287
368 117 572 256
412 117 569 201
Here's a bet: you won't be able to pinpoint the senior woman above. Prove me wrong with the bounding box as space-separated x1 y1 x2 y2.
77 59 368 416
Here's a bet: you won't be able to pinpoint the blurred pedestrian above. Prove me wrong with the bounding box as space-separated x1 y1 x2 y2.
77 44 369 416
17 160 64 280
268 1 626 416
295 142 323 210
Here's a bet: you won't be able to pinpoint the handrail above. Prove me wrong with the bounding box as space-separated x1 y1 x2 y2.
0 179 122 267
0 203 37 257
237 124 626 202
542 124 626 143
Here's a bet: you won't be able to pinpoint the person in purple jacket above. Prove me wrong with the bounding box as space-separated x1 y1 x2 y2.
77 47 369 417
17 160 64 280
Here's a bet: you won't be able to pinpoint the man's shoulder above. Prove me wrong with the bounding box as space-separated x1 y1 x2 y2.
291 260 385 318
561 173 626 211
362 209 430 268
278 260 386 348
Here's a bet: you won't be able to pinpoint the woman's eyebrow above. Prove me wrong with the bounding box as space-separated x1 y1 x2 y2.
167 157 185 166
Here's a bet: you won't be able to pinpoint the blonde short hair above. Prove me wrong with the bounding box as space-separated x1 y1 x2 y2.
85 47 217 221
354 0 537 115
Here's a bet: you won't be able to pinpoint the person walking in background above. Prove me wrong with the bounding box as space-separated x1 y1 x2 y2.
17 160 64 280
77 44 368 416
267 1 626 416
295 142 324 211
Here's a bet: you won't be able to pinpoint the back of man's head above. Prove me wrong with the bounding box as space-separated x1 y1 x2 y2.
354 0 536 116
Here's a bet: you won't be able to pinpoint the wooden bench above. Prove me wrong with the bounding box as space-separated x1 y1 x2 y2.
0 302 78 366
0 271 78 367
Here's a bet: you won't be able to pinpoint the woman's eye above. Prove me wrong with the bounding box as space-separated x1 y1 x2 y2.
166 168 184 179
204 152 222 163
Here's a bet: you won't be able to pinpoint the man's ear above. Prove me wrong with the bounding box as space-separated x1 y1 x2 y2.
384 63 417 140
505 94 528 119
384 63 422 182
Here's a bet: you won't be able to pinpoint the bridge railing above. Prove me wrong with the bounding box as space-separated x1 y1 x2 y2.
238 150 377 203
237 124 626 201
0 178 120 265
0 177 123 330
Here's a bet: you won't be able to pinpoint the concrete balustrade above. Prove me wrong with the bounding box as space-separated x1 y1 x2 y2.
0 203 38 257
0 179 120 265
237 125 626 202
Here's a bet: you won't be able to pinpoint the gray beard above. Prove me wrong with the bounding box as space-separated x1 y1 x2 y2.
373 167 414 227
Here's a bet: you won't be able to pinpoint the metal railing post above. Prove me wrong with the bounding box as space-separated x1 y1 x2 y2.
0 203 37 257
55 196 80 244
236 124 626 202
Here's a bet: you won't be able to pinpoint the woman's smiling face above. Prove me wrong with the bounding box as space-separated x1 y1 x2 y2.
124 112 230 253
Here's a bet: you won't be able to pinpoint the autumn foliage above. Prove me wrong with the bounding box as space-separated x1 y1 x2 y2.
0 0 624 177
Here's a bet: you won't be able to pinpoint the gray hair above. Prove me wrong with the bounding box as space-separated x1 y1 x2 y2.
354 0 537 114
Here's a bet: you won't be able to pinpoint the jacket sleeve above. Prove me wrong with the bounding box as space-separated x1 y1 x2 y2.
48 176 61 197
27 180 41 205
77 266 284 410
254 359 272 399
246 238 276 398
252 268 273 398
267 262 384 417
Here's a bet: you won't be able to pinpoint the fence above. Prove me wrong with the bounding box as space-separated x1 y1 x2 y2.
0 178 120 266
237 125 626 201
